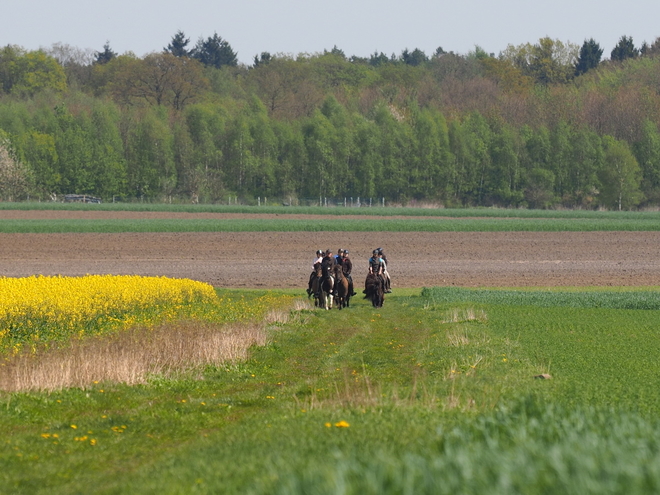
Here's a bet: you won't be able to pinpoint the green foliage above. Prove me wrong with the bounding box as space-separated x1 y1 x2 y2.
0 47 67 96
599 135 643 210
501 38 579 85
2 38 660 207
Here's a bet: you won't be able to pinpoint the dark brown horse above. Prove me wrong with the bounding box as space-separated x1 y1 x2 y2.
333 264 350 309
364 273 384 308
310 264 323 307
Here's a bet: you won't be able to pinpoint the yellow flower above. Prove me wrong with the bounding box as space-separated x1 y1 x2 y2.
70 425 77 429
334 420 350 428
324 422 332 428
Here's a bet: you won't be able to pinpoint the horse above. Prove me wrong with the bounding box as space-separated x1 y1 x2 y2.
319 270 335 310
333 264 350 309
364 273 384 308
309 264 323 307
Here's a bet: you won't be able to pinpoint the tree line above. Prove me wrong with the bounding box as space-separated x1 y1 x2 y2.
0 32 660 209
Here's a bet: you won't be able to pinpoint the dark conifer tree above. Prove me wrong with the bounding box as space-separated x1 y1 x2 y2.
94 42 116 65
611 35 639 62
164 30 191 57
401 48 428 66
575 38 603 76
252 52 272 68
191 33 238 68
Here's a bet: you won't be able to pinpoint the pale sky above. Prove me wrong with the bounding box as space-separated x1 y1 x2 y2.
3 0 659 64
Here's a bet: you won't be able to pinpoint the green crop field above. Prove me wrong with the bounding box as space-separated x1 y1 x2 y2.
2 287 660 494
4 216 660 233
3 201 660 218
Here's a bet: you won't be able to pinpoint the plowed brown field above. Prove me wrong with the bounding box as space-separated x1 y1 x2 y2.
2 211 660 288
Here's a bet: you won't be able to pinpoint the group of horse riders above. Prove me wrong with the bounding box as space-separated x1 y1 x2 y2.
307 247 391 299
307 248 356 297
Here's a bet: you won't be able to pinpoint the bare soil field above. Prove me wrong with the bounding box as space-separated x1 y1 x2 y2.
1 211 660 288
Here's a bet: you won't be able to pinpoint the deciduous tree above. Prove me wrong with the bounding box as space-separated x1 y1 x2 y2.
599 135 643 210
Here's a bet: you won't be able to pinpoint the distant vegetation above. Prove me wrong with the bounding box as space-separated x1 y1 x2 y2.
1 33 660 209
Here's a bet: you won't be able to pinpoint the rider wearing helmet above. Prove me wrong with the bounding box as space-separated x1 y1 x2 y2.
335 249 344 266
307 249 324 295
377 247 391 293
341 249 357 296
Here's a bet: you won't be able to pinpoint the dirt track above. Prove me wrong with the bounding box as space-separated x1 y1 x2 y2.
2 210 660 288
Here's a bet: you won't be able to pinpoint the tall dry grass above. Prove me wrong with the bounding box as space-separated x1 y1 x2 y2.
0 306 296 392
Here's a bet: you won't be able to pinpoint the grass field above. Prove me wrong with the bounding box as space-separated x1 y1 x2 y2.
3 287 660 494
3 201 660 218
3 217 660 233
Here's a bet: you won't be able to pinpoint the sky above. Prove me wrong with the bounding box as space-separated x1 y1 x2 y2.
3 0 659 64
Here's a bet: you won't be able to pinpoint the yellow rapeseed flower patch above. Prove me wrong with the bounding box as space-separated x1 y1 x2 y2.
0 275 217 353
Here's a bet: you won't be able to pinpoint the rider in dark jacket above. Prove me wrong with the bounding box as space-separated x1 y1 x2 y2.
377 247 391 293
307 249 324 295
341 250 357 296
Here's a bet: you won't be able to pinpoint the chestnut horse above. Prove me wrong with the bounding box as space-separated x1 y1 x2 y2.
333 264 350 309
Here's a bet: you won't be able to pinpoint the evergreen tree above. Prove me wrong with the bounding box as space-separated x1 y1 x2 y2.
575 38 603 76
611 36 639 62
192 33 238 69
164 30 191 57
94 42 117 65
252 52 272 68
401 48 428 66
369 51 390 66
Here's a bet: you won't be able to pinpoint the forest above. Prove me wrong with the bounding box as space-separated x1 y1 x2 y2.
1 32 660 209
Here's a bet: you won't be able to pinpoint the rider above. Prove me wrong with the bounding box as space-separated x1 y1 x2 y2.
335 249 344 266
321 249 337 294
377 247 392 293
341 249 357 296
307 249 324 295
